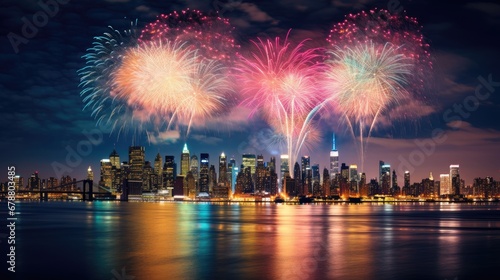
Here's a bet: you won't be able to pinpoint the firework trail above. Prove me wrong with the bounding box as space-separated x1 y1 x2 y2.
325 9 431 170
79 10 237 140
236 32 324 176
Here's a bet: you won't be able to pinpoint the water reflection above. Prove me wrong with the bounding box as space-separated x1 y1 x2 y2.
10 202 500 279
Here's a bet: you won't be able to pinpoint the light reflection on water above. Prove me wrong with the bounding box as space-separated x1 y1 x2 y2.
5 202 500 280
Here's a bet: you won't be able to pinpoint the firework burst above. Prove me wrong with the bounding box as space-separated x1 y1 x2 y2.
79 19 232 139
139 8 238 63
322 42 413 169
236 32 324 176
328 8 431 96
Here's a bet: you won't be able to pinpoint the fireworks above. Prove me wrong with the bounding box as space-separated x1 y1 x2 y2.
78 21 141 134
328 8 431 94
112 41 230 134
236 33 324 175
79 12 235 139
323 42 412 124
139 8 238 63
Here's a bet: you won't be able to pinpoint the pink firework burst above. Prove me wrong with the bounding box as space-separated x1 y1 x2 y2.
236 32 325 176
139 8 239 63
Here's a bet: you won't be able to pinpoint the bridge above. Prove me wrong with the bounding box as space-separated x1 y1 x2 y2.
0 180 116 201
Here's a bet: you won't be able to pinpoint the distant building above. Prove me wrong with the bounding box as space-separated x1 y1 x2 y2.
440 174 450 195
450 165 460 195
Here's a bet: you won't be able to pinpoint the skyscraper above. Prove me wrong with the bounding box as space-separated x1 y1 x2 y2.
109 149 120 169
153 153 162 189
280 154 289 181
129 146 145 182
190 155 199 182
219 152 228 186
228 156 236 192
87 166 94 181
450 165 460 195
231 164 239 195
199 153 210 193
379 161 391 195
180 144 190 176
99 159 112 189
330 133 339 175
242 154 257 174
163 156 176 189
349 164 358 182
440 174 451 195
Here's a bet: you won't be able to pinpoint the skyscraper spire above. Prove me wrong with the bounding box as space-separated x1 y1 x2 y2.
183 143 189 153
332 133 337 151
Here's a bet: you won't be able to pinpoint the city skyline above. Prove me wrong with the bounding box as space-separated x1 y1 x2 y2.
1 0 499 185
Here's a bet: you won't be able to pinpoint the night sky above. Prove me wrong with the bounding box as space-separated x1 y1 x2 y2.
1 0 499 185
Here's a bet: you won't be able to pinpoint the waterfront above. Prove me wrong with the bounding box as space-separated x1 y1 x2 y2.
1 202 500 279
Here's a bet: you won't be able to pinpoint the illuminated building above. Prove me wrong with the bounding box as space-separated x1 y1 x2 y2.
440 174 450 195
219 152 228 186
87 166 93 181
199 153 209 193
190 155 199 182
242 154 256 175
128 146 145 182
180 143 190 176
450 165 460 195
330 133 339 175
99 159 112 189
163 155 176 190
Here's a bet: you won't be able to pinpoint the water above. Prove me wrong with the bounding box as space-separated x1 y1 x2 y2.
1 202 500 280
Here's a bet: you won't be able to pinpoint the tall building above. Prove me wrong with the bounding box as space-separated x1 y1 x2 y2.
219 152 228 186
87 166 94 181
402 171 411 196
379 161 391 195
153 153 162 189
330 133 339 175
255 155 266 193
110 149 120 169
450 165 460 195
129 146 145 181
322 168 331 196
180 144 190 176
99 159 112 189
280 154 289 181
143 161 153 191
404 171 410 188
163 156 176 189
199 153 210 193
108 150 121 192
349 164 358 182
228 157 236 193
440 174 451 195
391 170 399 195
231 164 239 195
269 156 276 173
190 155 199 182
209 165 217 192
293 162 301 197
340 163 349 181
242 154 257 175
301 156 310 183
312 164 321 196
